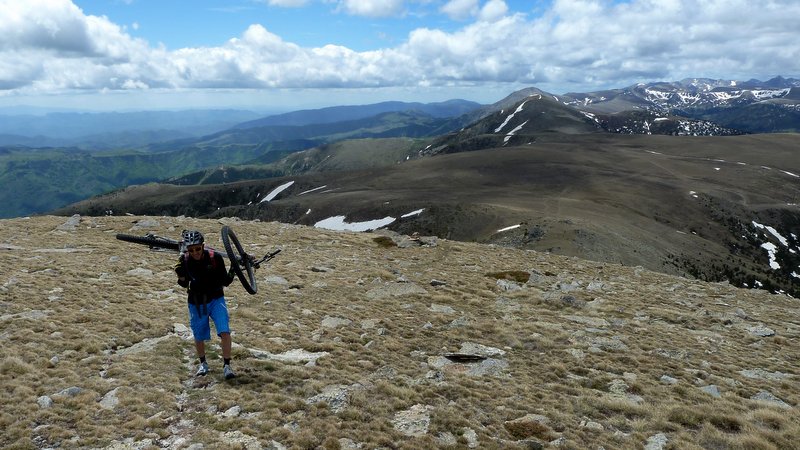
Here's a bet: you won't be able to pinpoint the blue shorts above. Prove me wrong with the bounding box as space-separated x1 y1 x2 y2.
188 296 231 341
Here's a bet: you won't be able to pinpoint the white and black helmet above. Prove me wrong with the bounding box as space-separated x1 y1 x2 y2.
182 230 204 246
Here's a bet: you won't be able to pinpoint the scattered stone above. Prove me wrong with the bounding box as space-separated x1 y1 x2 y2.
265 275 289 285
48 356 59 367
751 391 792 409
497 279 523 291
429 303 457 314
338 438 363 449
0 310 52 322
608 379 644 403
739 368 792 381
116 335 175 356
580 419 604 430
321 316 352 328
126 267 153 277
361 319 381 329
644 433 668 450
250 348 329 364
37 396 53 409
660 375 679 385
586 281 607 291
56 214 81 231
54 386 82 397
448 316 470 328
560 295 587 308
458 342 506 357
428 355 509 377
430 279 447 286
392 404 434 437
462 427 479 448
311 266 333 272
99 387 120 410
130 219 160 230
566 348 585 360
221 430 261 449
699 385 721 397
747 325 776 337
222 405 242 417
306 385 352 413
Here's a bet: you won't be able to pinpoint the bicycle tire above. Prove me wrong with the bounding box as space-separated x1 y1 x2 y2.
116 234 180 251
221 226 257 295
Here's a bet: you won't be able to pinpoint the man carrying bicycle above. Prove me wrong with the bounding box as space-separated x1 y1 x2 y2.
174 230 237 380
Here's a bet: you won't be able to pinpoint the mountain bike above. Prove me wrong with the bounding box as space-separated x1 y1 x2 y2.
115 225 280 295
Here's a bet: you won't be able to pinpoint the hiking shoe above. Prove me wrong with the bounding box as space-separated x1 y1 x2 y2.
223 364 236 380
195 361 209 377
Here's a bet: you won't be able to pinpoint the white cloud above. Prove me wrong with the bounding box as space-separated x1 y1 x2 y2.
478 0 508 22
1 0 799 102
264 0 310 6
441 0 479 20
336 0 405 18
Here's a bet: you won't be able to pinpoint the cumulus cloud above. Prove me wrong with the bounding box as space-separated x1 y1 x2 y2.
1 0 799 98
441 0 479 21
335 0 406 18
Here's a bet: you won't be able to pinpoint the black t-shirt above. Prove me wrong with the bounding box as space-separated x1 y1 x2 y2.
175 250 233 304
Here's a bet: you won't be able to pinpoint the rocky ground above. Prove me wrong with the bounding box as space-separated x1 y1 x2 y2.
1 215 798 449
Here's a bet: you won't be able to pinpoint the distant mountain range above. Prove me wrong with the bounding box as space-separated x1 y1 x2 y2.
2 76 799 218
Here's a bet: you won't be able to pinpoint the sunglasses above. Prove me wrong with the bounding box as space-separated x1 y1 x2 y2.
187 246 204 254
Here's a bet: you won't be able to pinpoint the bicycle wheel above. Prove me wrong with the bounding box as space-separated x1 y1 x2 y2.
221 226 257 295
116 233 180 251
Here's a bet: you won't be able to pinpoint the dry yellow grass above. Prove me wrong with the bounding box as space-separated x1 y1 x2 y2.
0 215 798 449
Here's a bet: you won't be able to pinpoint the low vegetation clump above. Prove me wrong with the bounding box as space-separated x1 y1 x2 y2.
485 270 531 283
0 215 798 449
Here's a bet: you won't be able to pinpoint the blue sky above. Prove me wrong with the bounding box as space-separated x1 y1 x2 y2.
1 0 798 112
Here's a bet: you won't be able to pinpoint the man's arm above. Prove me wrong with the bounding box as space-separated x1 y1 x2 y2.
174 255 190 288
216 253 236 287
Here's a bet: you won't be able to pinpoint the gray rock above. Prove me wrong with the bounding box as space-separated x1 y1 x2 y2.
338 438 363 449
392 404 433 437
497 279 523 291
37 395 53 408
306 384 351 413
462 427 479 448
130 219 160 230
660 375 679 385
751 391 792 409
739 368 791 381
99 387 120 409
222 405 242 417
57 214 81 231
747 325 776 337
265 275 289 285
459 342 506 357
699 385 721 397
429 303 457 314
55 386 82 397
644 433 668 450
321 316 352 328
126 267 153 277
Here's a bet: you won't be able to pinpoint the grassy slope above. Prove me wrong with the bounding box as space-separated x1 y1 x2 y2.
1 215 798 449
